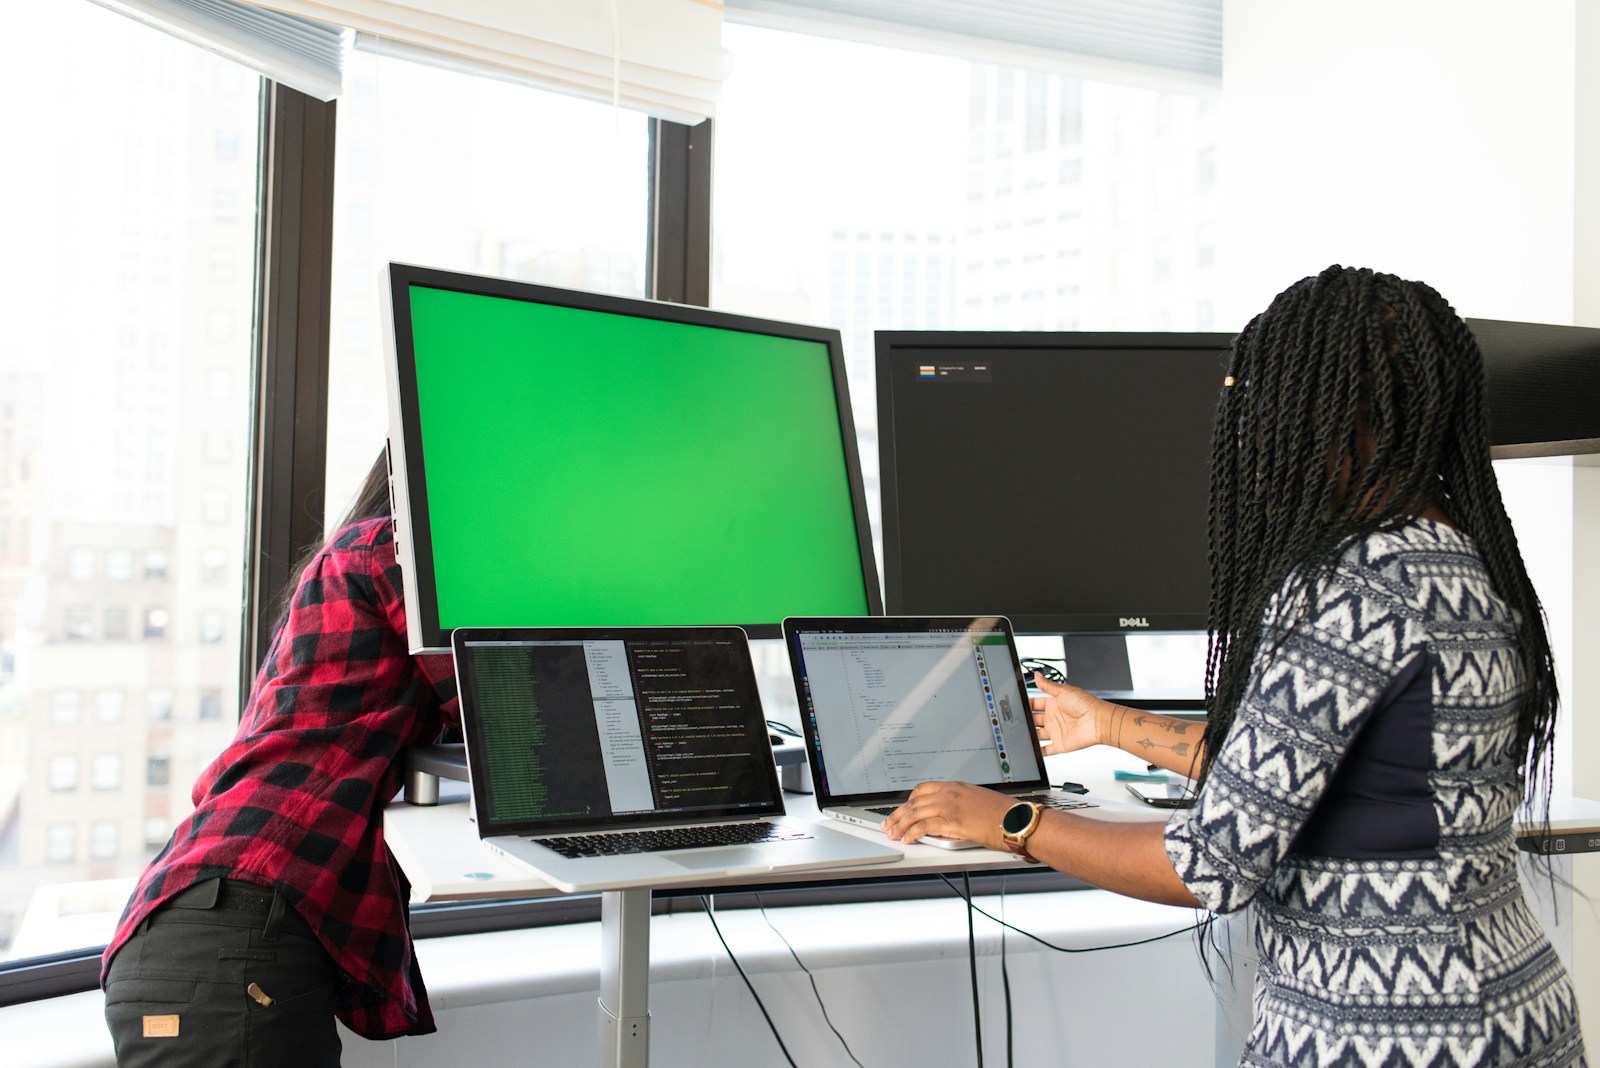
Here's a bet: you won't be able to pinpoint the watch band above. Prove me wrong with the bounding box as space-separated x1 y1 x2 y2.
1001 801 1044 862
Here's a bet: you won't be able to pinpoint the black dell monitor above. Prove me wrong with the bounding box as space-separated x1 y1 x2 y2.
383 264 882 653
875 330 1230 696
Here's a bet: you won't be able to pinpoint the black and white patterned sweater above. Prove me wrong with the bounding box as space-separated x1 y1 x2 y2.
1165 518 1586 1067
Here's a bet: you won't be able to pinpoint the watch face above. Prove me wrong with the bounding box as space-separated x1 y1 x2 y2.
1002 802 1034 835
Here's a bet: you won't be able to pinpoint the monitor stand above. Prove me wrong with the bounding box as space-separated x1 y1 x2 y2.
401 743 469 805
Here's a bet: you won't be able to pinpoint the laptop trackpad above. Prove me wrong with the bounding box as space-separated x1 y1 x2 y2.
666 847 768 871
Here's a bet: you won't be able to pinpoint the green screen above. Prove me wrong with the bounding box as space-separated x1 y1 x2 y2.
405 285 873 630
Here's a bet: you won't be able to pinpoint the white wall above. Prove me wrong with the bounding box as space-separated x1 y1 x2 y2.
1570 0 1600 799
1218 0 1576 328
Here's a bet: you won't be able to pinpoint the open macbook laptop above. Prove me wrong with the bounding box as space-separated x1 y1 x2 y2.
451 625 902 892
784 615 1150 850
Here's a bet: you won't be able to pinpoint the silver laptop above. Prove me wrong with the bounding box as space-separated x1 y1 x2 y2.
785 615 1146 850
452 625 902 893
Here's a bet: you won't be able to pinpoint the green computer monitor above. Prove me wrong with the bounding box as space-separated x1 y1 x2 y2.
382 264 882 653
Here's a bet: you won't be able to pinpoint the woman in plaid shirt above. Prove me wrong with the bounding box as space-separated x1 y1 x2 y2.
103 453 460 1066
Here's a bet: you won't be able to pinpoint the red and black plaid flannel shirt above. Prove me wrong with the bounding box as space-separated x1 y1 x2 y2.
102 518 460 1039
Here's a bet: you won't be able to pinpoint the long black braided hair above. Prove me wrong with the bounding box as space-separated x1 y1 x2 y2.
1197 265 1559 817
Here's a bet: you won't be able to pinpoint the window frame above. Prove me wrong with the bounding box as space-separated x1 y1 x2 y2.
0 77 713 1008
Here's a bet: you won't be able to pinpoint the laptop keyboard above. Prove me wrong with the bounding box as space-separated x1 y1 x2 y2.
535 822 810 859
865 792 1097 818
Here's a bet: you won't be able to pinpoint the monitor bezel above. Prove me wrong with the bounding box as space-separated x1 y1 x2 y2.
874 329 1233 636
383 263 884 654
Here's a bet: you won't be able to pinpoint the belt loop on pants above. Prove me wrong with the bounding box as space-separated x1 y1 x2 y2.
262 886 288 942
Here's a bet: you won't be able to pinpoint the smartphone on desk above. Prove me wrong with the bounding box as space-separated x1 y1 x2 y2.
1126 781 1196 808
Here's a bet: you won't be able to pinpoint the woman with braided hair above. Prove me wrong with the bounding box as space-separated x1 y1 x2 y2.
884 265 1587 1066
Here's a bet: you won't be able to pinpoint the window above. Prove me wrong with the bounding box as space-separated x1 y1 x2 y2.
198 688 223 721
90 820 120 860
48 757 79 793
105 548 135 580
146 687 174 721
45 825 77 864
198 610 224 644
200 548 227 583
67 547 96 581
1060 83 1084 145
91 753 123 791
0 2 256 964
712 22 1221 702
104 605 129 640
64 605 95 641
142 549 169 580
93 690 125 724
322 48 649 518
143 607 169 640
50 691 83 725
1025 71 1048 151
3 0 1227 997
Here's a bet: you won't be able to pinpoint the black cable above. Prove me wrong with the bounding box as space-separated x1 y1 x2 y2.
963 871 984 1068
999 877 1014 1068
699 895 799 1068
754 893 866 1068
1018 657 1068 685
934 874 1202 953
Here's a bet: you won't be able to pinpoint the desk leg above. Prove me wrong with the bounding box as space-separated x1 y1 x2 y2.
598 888 651 1068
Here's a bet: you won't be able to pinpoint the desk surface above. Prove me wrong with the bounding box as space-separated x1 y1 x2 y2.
385 745 1600 902
387 745 1173 902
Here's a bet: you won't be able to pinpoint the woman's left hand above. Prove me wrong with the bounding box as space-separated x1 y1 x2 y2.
881 781 1017 850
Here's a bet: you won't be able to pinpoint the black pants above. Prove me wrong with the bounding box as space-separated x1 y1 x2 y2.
104 879 344 1067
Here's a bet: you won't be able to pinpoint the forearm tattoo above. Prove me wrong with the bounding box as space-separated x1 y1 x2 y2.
1112 708 1192 758
1135 738 1193 757
1133 713 1190 735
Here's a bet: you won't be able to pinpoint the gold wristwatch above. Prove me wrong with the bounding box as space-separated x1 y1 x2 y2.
1000 801 1045 862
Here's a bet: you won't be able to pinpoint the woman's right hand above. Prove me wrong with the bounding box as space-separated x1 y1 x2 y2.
1030 673 1110 755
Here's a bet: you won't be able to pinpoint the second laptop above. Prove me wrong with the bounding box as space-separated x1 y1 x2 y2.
783 615 1112 850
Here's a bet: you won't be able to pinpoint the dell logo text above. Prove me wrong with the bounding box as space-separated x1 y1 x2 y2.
1118 617 1151 628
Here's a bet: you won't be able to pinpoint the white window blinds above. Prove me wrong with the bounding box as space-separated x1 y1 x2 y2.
89 0 346 100
94 0 731 123
725 0 1222 89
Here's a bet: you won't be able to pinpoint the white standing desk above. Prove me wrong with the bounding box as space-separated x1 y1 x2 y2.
386 739 1600 1068
384 745 1168 1067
